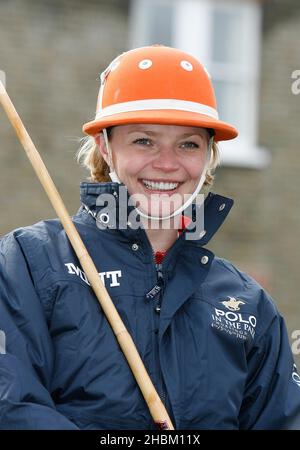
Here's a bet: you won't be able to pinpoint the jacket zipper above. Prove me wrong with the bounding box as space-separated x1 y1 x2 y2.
144 255 169 425
154 262 167 407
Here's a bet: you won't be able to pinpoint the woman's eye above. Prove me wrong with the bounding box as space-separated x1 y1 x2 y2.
180 141 200 149
133 138 152 146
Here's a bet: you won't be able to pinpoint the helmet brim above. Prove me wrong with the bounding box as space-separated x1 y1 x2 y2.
83 110 238 142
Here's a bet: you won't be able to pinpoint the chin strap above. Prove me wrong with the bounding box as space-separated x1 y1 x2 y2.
102 128 213 220
103 128 121 184
137 135 214 221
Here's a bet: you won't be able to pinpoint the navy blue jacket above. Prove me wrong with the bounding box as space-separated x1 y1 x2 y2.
0 182 300 429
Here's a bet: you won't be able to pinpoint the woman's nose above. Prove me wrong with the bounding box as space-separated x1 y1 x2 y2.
152 146 180 172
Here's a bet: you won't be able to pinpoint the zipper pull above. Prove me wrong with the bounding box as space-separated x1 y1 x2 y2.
145 284 162 300
145 263 164 301
155 264 164 314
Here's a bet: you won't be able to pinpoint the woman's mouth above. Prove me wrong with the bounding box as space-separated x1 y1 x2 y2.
140 179 181 192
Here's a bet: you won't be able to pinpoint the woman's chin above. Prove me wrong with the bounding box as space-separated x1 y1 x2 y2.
136 201 183 219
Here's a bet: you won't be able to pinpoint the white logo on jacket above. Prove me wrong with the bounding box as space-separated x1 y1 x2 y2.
221 296 246 311
211 296 257 340
65 263 122 288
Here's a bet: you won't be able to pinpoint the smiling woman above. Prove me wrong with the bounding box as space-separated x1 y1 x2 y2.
1 45 300 430
78 124 219 235
97 124 210 231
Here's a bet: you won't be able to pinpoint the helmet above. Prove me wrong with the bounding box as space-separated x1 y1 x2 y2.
83 45 238 142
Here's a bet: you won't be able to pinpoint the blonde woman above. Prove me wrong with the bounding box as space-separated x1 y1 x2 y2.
0 46 299 430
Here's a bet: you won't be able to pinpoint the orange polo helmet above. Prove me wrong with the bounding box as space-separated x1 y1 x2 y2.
83 45 238 142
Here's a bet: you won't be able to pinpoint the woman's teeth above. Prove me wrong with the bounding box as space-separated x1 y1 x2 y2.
142 180 179 191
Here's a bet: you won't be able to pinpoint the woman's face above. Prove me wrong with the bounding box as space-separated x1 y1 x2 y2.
98 124 209 218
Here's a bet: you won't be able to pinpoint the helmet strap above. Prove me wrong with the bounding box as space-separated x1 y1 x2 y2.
103 128 121 184
100 58 123 185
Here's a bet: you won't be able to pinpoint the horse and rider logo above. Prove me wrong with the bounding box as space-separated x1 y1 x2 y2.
220 296 246 311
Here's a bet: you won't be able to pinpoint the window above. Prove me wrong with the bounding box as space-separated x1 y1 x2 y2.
129 0 270 168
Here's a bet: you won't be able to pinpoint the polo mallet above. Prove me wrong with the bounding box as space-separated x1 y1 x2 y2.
0 76 174 431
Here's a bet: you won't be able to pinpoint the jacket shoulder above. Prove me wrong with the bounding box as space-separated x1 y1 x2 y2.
0 219 66 288
3 219 63 256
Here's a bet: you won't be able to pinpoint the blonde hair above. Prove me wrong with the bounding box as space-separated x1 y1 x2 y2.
77 129 220 187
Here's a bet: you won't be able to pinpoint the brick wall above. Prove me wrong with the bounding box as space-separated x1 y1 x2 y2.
0 0 129 232
210 0 300 364
261 0 300 357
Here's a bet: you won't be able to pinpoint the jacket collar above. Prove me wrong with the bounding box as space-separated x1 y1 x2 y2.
78 182 234 246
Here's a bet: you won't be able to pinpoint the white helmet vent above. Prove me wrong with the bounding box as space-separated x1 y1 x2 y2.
138 59 153 70
180 60 193 71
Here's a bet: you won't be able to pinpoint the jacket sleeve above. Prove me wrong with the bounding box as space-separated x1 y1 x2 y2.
0 232 78 429
239 292 300 430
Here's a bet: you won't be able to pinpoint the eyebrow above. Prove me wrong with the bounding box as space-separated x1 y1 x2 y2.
129 130 206 138
179 133 206 138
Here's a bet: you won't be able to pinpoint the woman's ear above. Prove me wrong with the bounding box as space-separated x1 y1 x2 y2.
95 133 110 165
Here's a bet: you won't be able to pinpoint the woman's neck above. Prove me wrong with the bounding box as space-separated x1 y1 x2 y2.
142 216 181 253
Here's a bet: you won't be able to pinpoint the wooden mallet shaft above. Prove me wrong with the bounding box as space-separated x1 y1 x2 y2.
0 79 174 430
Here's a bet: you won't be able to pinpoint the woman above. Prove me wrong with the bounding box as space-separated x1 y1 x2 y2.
0 45 299 430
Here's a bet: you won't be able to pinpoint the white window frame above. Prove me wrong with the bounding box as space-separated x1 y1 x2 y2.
129 0 270 168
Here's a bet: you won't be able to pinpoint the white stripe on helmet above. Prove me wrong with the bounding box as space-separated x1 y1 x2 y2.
96 99 218 120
